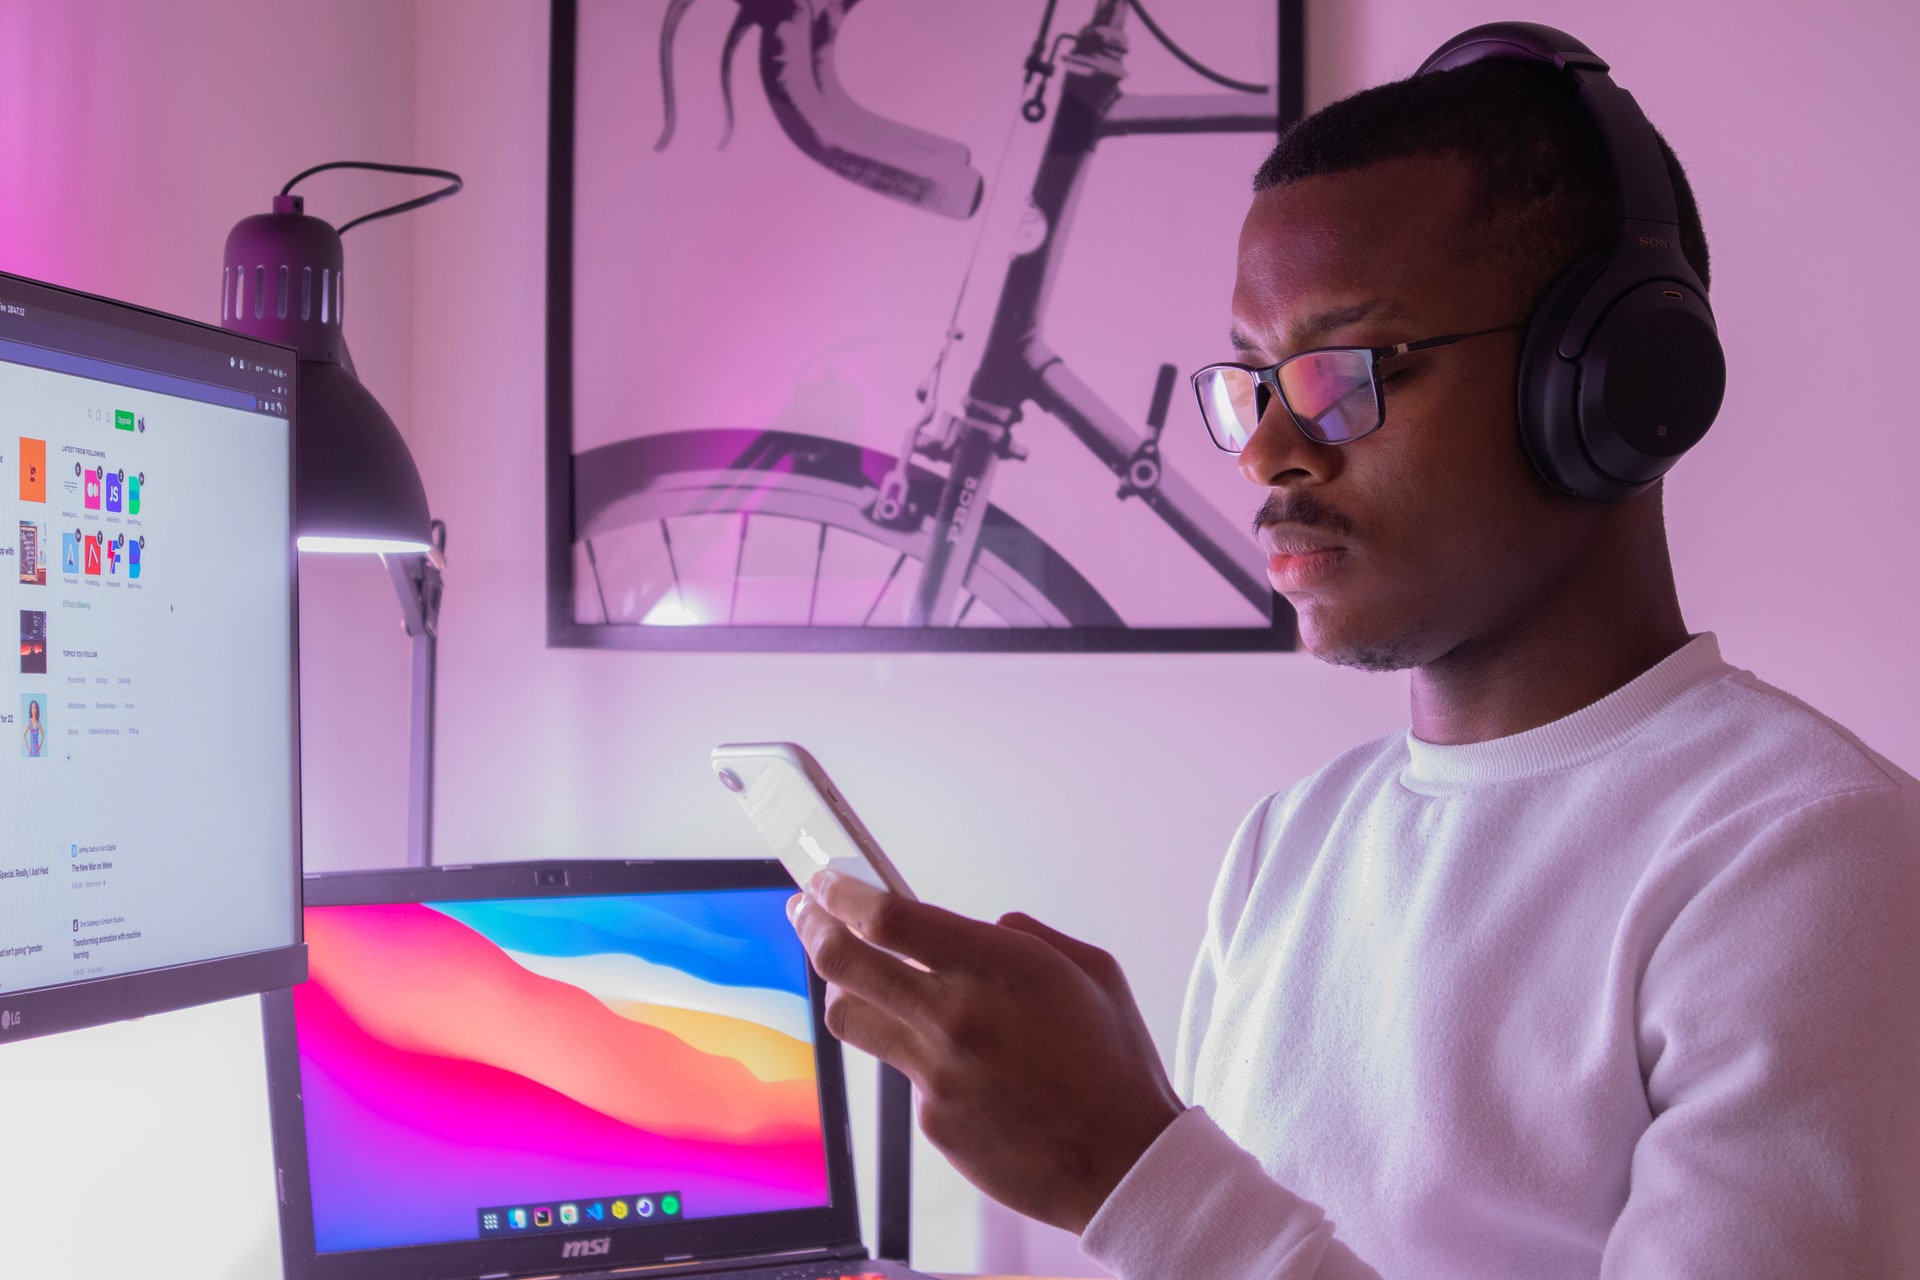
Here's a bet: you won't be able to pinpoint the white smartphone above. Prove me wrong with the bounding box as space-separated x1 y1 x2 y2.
710 742 917 900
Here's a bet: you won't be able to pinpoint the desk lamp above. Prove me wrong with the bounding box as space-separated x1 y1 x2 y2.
221 162 462 868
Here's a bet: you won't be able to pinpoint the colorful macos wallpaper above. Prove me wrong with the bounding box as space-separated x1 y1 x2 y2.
292 889 829 1254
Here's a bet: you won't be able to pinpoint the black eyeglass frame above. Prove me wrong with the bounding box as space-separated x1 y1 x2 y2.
1190 323 1525 453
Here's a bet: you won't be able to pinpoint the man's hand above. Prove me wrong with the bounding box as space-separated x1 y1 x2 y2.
790 871 1184 1234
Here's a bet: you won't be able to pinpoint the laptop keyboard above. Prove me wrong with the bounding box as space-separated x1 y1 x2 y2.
690 1267 906 1279
638 1261 926 1280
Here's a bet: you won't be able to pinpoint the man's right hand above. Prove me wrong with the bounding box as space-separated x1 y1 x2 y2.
790 870 1185 1234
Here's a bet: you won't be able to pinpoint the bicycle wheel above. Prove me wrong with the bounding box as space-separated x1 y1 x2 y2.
573 428 1123 629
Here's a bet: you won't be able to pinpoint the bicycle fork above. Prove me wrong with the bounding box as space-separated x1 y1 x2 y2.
906 399 1018 626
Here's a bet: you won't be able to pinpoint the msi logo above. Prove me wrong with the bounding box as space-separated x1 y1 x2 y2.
561 1237 612 1259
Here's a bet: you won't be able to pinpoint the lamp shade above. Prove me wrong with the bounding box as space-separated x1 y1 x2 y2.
221 195 430 551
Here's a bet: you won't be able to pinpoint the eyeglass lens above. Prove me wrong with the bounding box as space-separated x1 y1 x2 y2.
1195 349 1382 451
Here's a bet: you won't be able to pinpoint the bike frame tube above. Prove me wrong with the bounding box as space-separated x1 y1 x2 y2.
964 16 1127 411
912 4 1280 626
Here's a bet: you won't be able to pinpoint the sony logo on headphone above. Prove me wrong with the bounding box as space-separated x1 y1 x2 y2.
1637 234 1676 249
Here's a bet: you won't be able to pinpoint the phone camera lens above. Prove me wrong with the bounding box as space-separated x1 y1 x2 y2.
717 768 744 793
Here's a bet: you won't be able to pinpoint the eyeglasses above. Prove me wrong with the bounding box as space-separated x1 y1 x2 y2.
1190 324 1523 453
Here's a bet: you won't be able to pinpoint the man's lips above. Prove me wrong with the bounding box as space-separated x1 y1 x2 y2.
1256 522 1349 590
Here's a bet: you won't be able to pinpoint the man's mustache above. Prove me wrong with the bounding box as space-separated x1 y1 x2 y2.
1252 491 1357 539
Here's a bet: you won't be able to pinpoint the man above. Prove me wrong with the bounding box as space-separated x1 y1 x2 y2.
791 45 1920 1280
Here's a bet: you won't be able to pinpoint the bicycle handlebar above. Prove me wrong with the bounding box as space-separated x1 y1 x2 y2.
657 0 985 221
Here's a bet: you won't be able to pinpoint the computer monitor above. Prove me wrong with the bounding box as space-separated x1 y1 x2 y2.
0 269 305 1043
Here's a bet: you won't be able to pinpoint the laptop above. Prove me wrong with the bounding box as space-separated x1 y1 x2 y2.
262 859 940 1280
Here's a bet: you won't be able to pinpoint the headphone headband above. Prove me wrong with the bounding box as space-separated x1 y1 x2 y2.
1417 22 1681 234
1416 21 1607 75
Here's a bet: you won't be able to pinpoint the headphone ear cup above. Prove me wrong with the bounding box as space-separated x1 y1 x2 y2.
1578 282 1725 486
1518 256 1727 502
1517 253 1609 499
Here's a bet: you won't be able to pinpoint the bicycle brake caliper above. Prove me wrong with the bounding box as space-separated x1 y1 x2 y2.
1118 363 1178 499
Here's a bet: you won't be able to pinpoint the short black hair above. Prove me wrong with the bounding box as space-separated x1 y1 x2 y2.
1253 60 1709 303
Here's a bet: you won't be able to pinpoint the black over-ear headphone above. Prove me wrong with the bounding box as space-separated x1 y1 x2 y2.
1416 23 1726 502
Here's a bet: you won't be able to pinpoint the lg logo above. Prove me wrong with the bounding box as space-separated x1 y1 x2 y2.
560 1237 611 1258
1 1009 21 1031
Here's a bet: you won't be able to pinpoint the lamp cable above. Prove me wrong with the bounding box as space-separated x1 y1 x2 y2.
279 161 465 235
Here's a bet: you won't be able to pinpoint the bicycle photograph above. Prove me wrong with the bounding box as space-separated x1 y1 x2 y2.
548 0 1304 650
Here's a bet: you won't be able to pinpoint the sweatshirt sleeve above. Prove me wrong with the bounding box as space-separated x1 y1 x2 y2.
1083 791 1384 1280
1080 1107 1382 1280
1602 783 1920 1278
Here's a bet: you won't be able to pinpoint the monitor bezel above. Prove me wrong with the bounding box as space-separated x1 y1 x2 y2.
267 859 865 1280
0 268 306 1044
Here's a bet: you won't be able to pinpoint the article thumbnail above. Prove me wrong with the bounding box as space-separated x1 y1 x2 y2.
20 694 46 759
18 522 45 585
18 610 46 674
18 437 45 503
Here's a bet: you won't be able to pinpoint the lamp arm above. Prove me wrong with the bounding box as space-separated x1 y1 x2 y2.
382 518 446 866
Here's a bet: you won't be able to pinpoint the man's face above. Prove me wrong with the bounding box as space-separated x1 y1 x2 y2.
1231 153 1598 670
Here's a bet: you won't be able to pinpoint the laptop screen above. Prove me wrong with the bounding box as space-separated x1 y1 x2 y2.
292 884 830 1255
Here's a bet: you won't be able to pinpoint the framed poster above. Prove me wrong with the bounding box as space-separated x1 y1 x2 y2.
548 0 1304 651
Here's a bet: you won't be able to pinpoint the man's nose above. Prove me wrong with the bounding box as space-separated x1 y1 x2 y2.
1238 397 1338 489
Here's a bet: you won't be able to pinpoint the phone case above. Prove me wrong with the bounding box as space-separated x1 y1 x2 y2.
710 743 917 900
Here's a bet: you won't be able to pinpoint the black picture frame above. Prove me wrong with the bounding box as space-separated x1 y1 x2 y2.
546 0 1305 653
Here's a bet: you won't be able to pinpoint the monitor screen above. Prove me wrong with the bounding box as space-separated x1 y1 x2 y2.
0 270 303 1041
293 887 829 1254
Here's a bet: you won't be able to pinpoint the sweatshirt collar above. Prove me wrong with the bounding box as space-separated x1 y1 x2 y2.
1400 633 1732 792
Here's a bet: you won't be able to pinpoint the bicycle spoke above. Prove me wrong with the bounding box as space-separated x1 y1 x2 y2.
660 520 686 612
807 523 829 625
584 537 612 624
862 552 909 626
728 511 749 625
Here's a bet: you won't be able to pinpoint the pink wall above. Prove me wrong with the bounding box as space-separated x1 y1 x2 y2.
1 2 1916 1277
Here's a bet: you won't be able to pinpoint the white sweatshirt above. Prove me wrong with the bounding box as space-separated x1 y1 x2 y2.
1082 635 1920 1279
